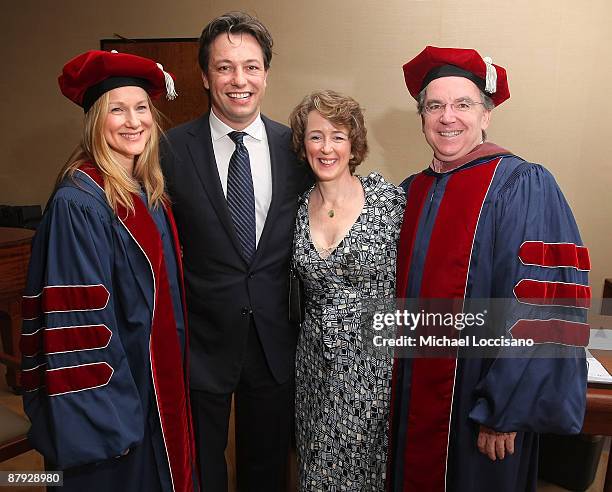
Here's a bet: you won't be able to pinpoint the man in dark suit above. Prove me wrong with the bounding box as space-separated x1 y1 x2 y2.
161 11 309 492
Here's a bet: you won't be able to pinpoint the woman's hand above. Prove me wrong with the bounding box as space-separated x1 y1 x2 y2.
476 425 516 460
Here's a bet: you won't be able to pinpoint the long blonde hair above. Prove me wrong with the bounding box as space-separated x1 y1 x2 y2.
56 91 167 214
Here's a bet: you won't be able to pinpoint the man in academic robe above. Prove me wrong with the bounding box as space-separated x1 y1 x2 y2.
387 46 589 492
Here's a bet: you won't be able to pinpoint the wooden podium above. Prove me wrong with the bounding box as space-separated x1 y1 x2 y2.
0 227 35 390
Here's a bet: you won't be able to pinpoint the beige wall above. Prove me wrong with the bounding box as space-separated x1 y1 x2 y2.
2 0 610 293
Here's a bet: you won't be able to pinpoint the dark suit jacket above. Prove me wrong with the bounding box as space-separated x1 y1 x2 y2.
161 112 310 393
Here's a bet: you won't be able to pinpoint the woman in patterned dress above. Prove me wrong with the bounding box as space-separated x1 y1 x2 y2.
289 90 406 491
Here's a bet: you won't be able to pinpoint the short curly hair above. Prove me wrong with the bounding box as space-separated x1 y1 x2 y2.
289 90 368 174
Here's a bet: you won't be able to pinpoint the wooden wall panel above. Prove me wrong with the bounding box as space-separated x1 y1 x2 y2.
100 39 208 130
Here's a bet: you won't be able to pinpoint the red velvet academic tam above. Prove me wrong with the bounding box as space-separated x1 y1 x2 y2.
59 49 177 112
402 45 510 106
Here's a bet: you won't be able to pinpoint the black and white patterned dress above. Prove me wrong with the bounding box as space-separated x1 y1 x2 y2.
293 172 406 491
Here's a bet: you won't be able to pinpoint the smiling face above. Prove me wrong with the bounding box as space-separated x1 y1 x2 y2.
202 32 268 130
103 86 153 172
422 76 491 162
304 111 353 183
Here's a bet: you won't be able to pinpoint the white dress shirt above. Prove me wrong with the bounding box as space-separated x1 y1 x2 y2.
209 110 272 246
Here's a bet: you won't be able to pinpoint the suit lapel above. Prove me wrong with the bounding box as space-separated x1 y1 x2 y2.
185 113 245 259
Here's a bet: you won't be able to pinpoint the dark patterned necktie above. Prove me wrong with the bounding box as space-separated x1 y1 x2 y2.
227 131 256 262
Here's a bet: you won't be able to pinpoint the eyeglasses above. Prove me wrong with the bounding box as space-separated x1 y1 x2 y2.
423 100 485 115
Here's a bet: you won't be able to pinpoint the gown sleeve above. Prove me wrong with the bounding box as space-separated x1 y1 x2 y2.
468 163 589 434
20 190 145 469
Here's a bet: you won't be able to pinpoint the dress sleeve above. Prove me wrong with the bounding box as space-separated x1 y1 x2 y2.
372 172 407 243
387 185 407 243
20 193 145 469
468 163 589 434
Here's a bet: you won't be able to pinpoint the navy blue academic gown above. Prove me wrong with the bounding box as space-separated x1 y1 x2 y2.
388 143 589 492
20 165 196 491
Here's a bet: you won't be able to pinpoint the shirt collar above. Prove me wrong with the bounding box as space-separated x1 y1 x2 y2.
209 109 264 142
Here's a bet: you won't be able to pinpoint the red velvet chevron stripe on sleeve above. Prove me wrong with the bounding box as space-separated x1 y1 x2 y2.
510 318 590 346
21 364 46 392
42 285 110 313
22 294 42 320
22 285 110 319
46 362 114 396
514 279 591 308
20 329 43 357
44 325 112 354
519 241 590 270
